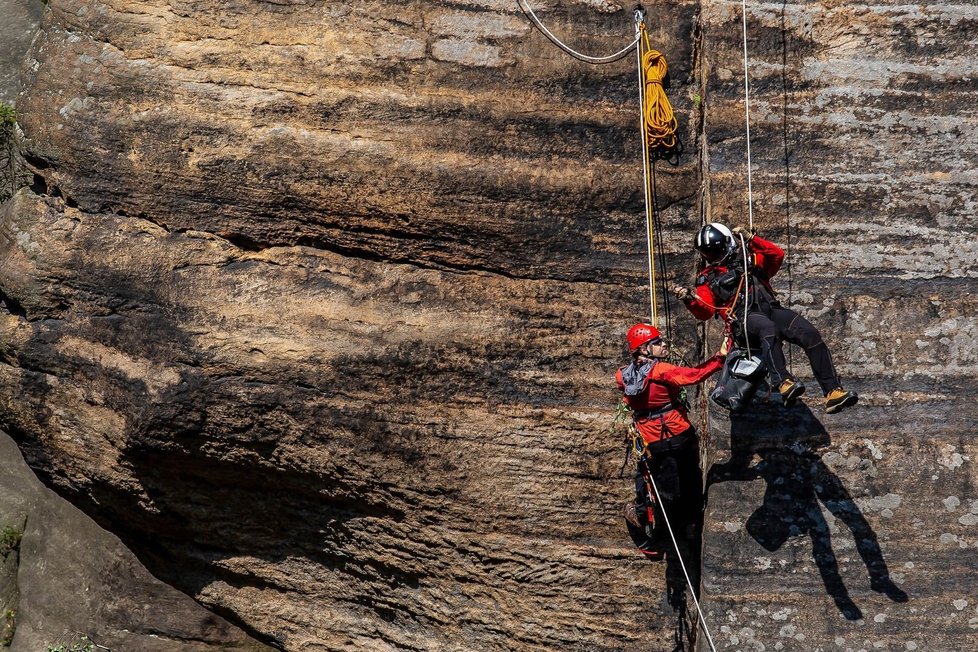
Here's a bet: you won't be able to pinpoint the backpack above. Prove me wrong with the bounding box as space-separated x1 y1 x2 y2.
710 348 766 412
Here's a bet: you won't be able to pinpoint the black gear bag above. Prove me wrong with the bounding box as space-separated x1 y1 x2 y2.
710 348 766 412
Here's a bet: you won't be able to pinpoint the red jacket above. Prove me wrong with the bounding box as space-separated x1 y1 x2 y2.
615 356 723 444
686 235 785 321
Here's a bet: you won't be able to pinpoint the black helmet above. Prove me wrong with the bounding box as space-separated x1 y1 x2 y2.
695 223 733 263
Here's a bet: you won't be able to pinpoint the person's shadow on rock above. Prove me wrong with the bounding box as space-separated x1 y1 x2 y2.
708 403 908 620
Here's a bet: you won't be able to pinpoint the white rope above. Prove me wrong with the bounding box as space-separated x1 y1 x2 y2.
644 463 719 652
635 14 656 326
631 14 715 643
517 0 640 64
740 0 754 230
739 233 752 358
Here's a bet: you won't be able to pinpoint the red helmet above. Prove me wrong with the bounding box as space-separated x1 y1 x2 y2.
626 323 661 352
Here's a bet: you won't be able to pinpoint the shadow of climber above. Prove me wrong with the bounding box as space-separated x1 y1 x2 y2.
708 405 908 620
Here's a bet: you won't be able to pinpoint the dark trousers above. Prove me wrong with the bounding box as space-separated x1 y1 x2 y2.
743 305 841 394
633 432 703 535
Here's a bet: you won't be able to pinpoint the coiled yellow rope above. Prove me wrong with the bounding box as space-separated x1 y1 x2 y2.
637 24 680 329
640 25 679 154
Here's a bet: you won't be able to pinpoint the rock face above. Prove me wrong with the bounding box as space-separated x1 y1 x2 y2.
1 1 38 207
0 432 274 651
1 1 703 649
695 1 978 649
2 4 277 649
0 0 41 107
1 0 977 651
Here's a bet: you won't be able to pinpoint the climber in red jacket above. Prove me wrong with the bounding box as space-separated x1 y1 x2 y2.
615 323 727 553
671 223 857 413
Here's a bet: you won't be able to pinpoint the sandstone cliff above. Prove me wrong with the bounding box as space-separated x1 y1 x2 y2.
2 0 701 649
0 433 275 651
696 1 978 648
1 0 976 651
2 2 272 649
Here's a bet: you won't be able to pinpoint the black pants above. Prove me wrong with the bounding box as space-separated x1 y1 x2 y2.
743 305 841 394
633 432 703 535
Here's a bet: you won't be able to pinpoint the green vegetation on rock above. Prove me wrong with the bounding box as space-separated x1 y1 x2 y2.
1 609 14 648
0 103 14 126
46 634 99 652
0 527 21 558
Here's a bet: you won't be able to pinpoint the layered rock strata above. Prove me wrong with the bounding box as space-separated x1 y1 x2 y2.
3 0 977 650
1 1 704 649
696 0 978 649
3 3 271 648
0 433 274 651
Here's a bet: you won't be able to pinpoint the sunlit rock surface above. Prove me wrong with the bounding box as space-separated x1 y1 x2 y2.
1 0 977 650
697 1 978 649
1 1 703 649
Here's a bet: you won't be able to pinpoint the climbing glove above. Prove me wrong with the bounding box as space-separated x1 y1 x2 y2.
671 284 693 302
731 226 755 242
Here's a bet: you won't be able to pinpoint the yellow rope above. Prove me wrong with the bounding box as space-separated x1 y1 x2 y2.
637 25 679 328
640 26 679 153
646 187 658 327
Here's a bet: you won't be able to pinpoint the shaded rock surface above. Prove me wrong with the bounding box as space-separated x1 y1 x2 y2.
0 1 40 203
0 0 41 107
1 1 703 650
0 431 276 651
0 0 42 203
0 0 976 651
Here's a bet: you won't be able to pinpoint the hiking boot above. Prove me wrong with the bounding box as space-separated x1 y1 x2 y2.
778 378 806 407
825 387 858 414
622 503 643 529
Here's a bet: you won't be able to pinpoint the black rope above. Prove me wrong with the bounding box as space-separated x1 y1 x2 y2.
780 0 794 370
651 161 673 343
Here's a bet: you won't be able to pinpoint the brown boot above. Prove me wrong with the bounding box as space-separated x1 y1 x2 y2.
825 387 858 414
778 378 806 407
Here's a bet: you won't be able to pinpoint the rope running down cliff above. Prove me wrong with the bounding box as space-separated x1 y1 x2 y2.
517 6 716 651
741 0 755 230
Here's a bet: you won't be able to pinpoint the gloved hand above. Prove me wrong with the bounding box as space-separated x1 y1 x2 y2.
731 226 755 242
671 284 693 301
718 337 730 357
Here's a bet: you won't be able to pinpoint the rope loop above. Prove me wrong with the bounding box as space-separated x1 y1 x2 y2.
516 0 639 64
640 30 679 155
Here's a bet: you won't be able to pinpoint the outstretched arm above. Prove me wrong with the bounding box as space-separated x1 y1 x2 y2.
673 283 717 321
653 356 724 387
